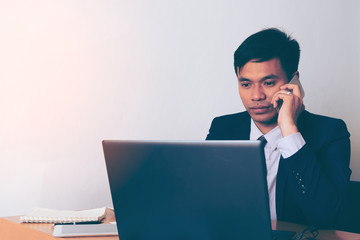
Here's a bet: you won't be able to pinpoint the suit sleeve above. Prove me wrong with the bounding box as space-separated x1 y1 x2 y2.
279 119 351 228
206 117 220 140
206 117 232 140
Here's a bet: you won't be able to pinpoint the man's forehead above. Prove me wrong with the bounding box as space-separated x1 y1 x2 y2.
237 58 285 78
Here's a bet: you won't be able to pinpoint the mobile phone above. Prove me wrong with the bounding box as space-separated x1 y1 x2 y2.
276 75 305 112
288 75 305 98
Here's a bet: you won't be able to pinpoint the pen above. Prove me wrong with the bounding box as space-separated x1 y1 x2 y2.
54 221 103 226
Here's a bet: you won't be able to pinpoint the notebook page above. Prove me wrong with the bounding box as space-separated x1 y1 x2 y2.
20 207 106 223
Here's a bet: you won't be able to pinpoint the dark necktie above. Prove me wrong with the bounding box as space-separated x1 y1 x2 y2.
257 135 267 149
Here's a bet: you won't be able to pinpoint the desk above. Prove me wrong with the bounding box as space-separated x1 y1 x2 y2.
271 221 360 240
1 209 360 240
1 208 118 240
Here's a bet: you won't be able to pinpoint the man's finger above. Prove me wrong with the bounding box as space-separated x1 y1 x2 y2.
280 84 302 98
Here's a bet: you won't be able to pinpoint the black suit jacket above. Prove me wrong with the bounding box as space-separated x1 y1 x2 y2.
206 110 351 228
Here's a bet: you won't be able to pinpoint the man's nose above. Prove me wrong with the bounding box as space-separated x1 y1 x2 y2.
251 86 266 101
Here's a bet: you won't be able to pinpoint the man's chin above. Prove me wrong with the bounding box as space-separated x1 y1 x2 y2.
249 112 278 125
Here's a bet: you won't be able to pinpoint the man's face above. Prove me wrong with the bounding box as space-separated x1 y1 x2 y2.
237 58 288 126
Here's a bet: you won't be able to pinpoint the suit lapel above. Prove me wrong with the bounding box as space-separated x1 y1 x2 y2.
276 156 287 220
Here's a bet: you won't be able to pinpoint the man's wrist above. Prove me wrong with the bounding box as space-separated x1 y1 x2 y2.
280 124 298 137
277 132 306 158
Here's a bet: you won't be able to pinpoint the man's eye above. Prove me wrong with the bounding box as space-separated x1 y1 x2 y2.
241 83 250 88
264 81 275 86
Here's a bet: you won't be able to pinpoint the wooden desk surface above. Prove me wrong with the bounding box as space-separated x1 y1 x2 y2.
1 209 360 240
1 208 119 240
271 221 360 240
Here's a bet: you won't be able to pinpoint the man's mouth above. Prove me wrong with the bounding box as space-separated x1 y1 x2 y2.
249 105 272 114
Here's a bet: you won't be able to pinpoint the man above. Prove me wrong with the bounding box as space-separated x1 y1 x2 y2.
206 28 351 228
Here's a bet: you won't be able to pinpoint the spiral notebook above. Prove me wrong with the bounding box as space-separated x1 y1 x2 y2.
20 207 106 223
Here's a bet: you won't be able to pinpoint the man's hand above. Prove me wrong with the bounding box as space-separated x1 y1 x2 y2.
271 83 304 137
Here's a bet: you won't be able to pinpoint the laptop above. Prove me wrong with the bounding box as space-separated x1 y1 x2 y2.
102 140 296 240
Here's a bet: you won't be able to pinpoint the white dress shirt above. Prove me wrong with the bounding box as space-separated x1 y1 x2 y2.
250 119 305 220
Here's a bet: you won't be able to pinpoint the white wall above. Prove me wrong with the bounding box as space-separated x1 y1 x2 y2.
1 0 359 216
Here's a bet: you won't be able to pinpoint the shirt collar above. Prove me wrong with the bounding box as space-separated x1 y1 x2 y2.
250 119 282 148
250 119 263 141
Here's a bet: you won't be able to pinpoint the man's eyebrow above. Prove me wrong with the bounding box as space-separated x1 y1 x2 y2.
262 74 279 81
238 77 251 82
238 74 279 82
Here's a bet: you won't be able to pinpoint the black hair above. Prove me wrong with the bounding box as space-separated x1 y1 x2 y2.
234 28 300 81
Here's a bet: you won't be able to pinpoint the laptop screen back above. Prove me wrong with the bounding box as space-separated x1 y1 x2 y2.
103 140 272 240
